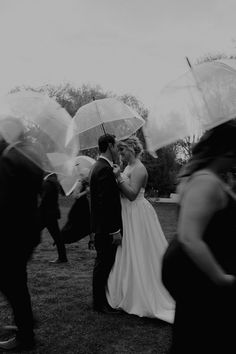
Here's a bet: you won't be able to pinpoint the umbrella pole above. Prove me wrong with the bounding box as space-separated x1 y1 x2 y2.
100 122 107 136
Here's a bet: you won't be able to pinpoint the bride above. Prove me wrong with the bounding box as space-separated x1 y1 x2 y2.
106 136 175 323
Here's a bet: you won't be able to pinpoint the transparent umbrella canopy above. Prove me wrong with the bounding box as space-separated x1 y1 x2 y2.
144 60 236 152
47 153 96 196
66 97 145 151
216 58 236 71
0 91 78 181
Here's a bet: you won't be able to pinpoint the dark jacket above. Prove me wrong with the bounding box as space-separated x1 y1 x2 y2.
0 141 43 261
89 158 122 234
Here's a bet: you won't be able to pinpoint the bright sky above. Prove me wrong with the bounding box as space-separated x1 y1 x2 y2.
1 0 236 110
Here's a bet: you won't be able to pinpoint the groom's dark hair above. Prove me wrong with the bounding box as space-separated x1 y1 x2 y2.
98 134 116 153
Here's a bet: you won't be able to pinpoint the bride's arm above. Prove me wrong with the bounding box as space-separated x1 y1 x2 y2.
117 165 147 201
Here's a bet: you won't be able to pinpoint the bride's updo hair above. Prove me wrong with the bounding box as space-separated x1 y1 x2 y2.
118 136 143 158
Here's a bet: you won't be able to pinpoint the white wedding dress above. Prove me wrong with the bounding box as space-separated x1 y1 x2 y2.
106 168 175 324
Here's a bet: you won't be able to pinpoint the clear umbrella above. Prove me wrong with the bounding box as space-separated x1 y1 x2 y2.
0 115 49 168
66 97 145 151
144 60 236 152
0 91 78 176
216 58 236 71
47 153 96 196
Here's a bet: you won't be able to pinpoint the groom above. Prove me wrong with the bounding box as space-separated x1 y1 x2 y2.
89 134 122 314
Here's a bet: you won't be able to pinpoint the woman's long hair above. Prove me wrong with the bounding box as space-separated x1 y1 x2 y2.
179 120 236 178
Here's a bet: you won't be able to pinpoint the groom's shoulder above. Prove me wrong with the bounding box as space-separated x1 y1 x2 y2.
95 158 111 169
90 159 112 179
90 158 105 175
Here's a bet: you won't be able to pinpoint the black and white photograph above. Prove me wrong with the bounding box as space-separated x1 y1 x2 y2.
0 0 236 353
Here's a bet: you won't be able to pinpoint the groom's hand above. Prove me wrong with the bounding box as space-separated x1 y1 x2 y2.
112 232 122 246
113 164 120 178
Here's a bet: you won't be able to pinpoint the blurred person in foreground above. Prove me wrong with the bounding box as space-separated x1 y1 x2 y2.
89 134 122 314
39 172 68 263
161 120 236 353
107 136 175 323
0 117 44 351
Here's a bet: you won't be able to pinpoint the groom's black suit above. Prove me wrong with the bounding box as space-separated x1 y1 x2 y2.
90 157 122 310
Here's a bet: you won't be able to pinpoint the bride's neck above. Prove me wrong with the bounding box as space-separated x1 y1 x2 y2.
128 157 139 167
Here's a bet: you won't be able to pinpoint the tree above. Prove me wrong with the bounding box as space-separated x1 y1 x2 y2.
143 144 182 197
174 134 200 161
195 52 236 65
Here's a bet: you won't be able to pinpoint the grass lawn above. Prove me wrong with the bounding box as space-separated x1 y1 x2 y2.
0 198 178 354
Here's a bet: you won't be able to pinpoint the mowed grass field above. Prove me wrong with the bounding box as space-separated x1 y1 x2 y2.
0 198 178 354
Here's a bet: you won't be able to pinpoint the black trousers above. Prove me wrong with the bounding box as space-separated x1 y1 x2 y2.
92 233 118 309
0 262 34 343
40 216 67 261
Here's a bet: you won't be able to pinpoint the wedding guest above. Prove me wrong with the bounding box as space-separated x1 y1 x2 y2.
61 171 94 248
89 134 122 314
107 136 175 323
0 134 43 351
162 120 236 353
39 172 68 263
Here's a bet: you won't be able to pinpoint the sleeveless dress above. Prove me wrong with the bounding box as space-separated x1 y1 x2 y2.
106 167 175 323
162 171 236 353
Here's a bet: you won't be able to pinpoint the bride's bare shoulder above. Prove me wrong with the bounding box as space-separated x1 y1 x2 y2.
133 161 147 176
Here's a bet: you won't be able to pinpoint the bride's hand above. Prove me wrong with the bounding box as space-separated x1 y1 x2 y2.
113 164 121 178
